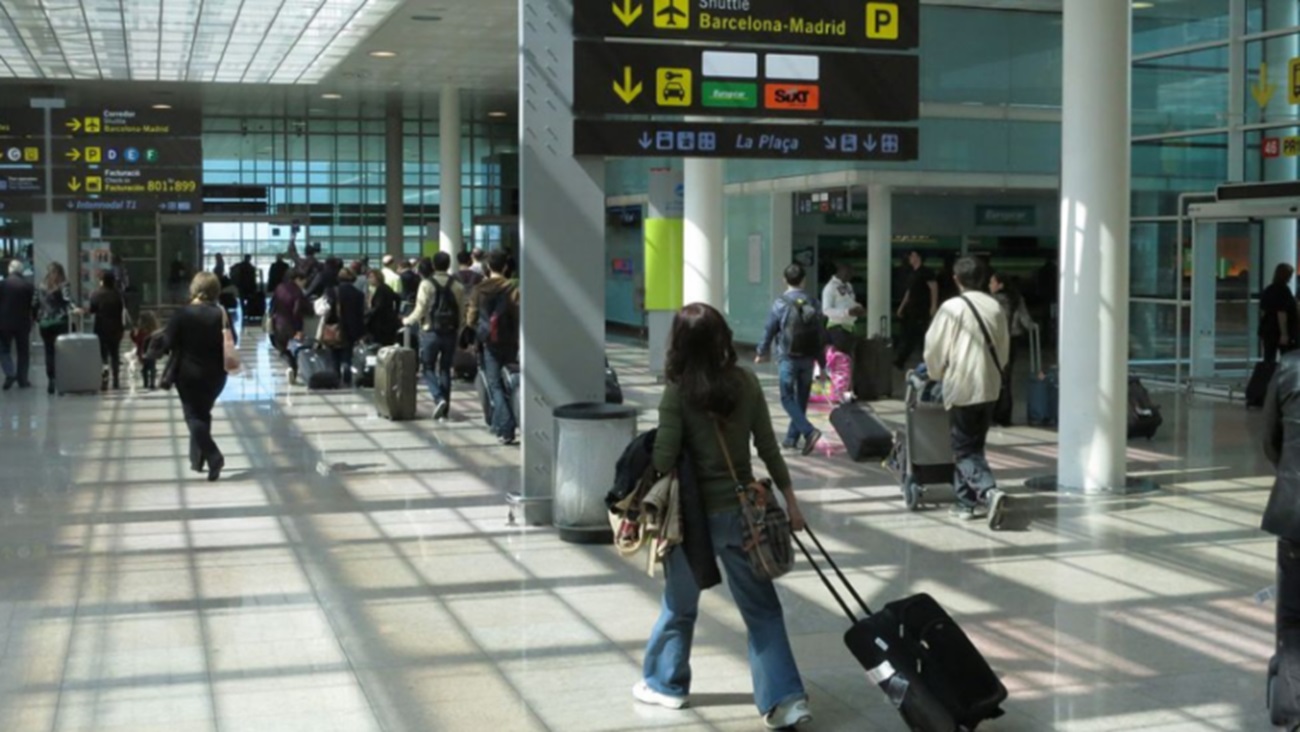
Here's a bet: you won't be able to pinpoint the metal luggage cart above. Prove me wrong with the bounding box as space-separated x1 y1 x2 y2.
890 372 956 511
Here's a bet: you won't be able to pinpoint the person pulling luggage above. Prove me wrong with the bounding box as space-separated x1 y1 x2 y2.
403 253 466 420
465 250 519 444
922 256 1012 529
989 271 1036 427
756 263 826 455
894 250 938 372
0 259 37 391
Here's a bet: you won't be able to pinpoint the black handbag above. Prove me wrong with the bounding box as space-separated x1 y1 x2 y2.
714 422 794 581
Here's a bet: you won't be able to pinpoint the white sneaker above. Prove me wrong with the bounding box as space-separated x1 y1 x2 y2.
632 680 688 710
987 489 1010 531
764 697 812 729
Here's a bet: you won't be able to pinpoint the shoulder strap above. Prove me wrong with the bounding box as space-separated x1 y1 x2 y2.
960 295 1003 377
712 421 741 485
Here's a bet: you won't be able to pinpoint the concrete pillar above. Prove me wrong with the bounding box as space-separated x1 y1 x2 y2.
1264 0 1299 290
517 0 607 525
384 92 405 259
770 192 793 304
867 184 892 337
32 214 78 297
1058 0 1131 493
439 86 463 255
683 158 725 309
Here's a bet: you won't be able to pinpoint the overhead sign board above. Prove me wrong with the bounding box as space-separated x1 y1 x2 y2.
0 110 44 138
573 0 920 50
796 189 851 215
574 41 918 121
1291 57 1300 106
53 107 202 138
53 138 203 167
573 119 919 161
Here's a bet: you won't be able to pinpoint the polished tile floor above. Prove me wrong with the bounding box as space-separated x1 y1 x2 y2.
0 330 1282 731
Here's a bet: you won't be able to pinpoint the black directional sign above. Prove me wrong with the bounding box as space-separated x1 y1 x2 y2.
574 120 919 161
573 41 918 121
574 0 920 50
53 107 202 137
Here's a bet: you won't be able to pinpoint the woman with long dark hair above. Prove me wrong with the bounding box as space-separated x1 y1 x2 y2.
636 303 812 730
88 271 126 390
36 262 77 394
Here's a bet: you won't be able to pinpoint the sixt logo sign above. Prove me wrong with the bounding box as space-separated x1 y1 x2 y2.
764 84 820 111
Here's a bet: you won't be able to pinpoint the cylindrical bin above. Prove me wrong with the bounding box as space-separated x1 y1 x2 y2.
553 402 638 544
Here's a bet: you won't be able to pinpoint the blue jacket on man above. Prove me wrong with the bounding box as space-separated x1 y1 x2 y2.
757 288 826 365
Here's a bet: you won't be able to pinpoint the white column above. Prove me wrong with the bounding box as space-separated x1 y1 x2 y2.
683 158 725 309
769 192 793 304
439 86 463 255
1264 0 1299 289
384 91 405 259
32 214 77 296
1058 0 1131 493
867 184 892 337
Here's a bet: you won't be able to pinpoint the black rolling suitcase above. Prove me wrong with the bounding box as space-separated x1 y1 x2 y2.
795 528 1008 731
1248 361 1279 408
830 401 893 462
856 317 895 401
1126 376 1163 440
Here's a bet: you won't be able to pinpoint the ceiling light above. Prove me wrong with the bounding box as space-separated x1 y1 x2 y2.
368 51 398 58
488 111 509 118
1132 1 1154 8
152 103 172 110
321 93 343 100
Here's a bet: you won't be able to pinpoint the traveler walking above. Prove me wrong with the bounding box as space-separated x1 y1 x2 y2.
398 259 421 314
454 251 484 291
267 254 289 301
213 253 226 279
821 262 863 355
270 272 309 373
894 250 938 370
364 270 401 347
35 262 78 394
88 271 126 390
922 256 1012 529
466 250 519 443
381 255 404 298
405 253 466 420
989 271 1037 427
304 256 340 301
469 247 486 276
756 263 825 455
230 255 257 304
1262 348 1300 728
130 311 164 390
326 268 366 386
637 302 812 730
151 272 234 482
1262 263 1299 364
0 260 36 390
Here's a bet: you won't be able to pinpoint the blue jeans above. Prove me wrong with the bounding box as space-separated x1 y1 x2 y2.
778 358 816 444
642 511 806 715
481 348 517 440
419 331 456 404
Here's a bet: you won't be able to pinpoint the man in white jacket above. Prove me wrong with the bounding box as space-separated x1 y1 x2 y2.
922 256 1012 530
821 262 864 354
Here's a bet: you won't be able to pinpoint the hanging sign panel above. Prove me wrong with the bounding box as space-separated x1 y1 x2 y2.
574 119 919 160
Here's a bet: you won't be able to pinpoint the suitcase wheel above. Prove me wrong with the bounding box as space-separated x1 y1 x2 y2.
902 478 922 512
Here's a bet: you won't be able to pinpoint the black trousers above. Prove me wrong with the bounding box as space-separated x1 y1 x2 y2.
894 318 929 369
0 327 32 385
97 334 121 387
40 323 68 381
178 383 223 470
951 401 997 508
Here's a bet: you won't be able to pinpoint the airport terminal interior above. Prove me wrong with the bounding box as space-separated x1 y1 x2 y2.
0 0 1299 730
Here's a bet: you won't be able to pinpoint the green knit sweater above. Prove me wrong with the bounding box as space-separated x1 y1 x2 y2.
652 367 793 515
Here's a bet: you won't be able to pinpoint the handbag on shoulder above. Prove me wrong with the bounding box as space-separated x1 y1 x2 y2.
714 422 794 581
221 309 242 374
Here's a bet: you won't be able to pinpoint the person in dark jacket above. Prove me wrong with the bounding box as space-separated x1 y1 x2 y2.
151 272 234 481
329 268 366 386
465 250 519 443
36 262 78 394
267 254 289 302
364 270 400 347
89 271 126 390
398 259 421 315
305 257 341 301
1263 349 1300 712
0 260 37 390
637 302 811 729
1262 263 1299 364
270 272 308 370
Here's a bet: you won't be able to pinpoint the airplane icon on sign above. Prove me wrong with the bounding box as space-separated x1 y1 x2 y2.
653 0 688 29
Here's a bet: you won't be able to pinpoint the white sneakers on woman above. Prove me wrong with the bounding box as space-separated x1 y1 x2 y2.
764 697 813 729
632 680 688 709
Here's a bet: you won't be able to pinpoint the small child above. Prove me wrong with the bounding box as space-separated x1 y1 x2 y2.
131 311 164 390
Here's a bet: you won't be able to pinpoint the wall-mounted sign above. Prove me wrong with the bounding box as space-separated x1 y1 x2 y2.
573 0 919 50
573 41 918 121
796 189 851 215
574 120 919 161
975 204 1036 227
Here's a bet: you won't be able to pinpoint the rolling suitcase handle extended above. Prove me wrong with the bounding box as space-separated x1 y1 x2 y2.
1029 324 1041 376
791 527 872 623
879 315 889 339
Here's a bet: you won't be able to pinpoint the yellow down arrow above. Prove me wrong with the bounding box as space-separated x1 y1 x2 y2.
612 0 642 26
65 148 81 162
67 177 81 192
613 66 643 104
1254 61 1278 110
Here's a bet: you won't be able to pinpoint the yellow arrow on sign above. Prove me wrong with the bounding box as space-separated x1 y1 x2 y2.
1254 61 1278 110
613 66 643 104
64 148 81 162
612 0 642 26
67 177 81 192
65 118 81 133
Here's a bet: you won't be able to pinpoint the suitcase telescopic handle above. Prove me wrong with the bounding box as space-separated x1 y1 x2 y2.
792 526 874 624
879 315 889 338
1029 324 1041 375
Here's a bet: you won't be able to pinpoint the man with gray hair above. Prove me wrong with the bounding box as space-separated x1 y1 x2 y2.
0 259 36 390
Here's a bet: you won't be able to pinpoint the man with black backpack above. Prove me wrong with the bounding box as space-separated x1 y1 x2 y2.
403 253 466 420
757 263 826 456
465 250 520 445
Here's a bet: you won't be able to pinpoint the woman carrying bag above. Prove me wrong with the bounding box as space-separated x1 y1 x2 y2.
635 302 813 730
36 262 79 394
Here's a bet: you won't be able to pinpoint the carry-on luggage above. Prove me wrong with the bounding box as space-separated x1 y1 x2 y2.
1025 325 1059 427
1127 376 1163 440
241 290 266 322
299 348 340 391
795 528 1008 731
830 401 894 462
453 348 478 382
374 331 418 421
856 317 894 401
1248 360 1279 408
893 371 958 511
352 343 379 388
55 320 102 395
606 359 624 404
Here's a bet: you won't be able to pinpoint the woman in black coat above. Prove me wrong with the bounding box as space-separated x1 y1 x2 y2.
326 269 367 386
152 272 234 481
364 270 400 346
88 271 126 390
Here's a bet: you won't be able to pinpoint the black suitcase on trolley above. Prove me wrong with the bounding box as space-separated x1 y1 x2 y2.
856 316 895 401
830 401 893 462
795 529 1008 731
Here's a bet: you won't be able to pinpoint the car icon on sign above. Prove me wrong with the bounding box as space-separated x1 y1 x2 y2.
663 82 686 100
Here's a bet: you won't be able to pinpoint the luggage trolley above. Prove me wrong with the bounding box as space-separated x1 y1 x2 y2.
890 372 956 511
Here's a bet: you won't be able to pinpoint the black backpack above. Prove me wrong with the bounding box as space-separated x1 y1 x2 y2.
428 278 459 335
478 285 519 358
781 294 822 359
